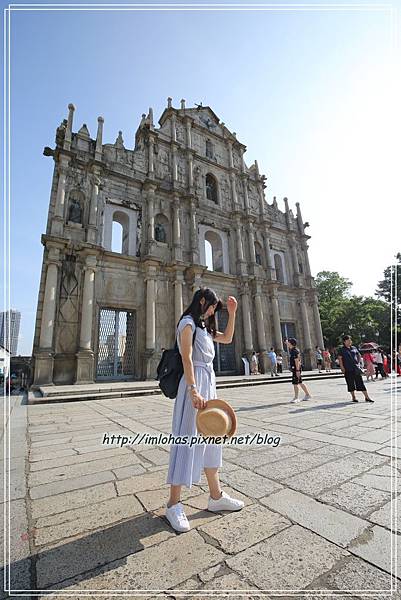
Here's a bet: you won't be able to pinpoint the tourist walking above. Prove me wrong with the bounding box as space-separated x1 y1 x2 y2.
276 352 283 374
315 346 323 373
285 338 312 403
267 347 279 377
337 335 374 403
250 351 259 375
373 348 387 379
165 288 244 532
363 350 376 382
322 348 331 372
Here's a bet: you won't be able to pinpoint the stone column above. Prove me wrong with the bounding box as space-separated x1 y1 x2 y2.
95 116 104 162
227 140 234 168
190 200 199 263
39 248 60 350
241 285 253 354
63 103 75 151
235 216 247 276
187 153 194 189
172 196 182 261
290 235 300 286
248 221 256 264
144 266 157 379
148 137 155 177
312 294 325 350
174 276 184 326
270 288 282 352
146 186 156 255
299 292 313 369
171 145 178 183
230 173 238 208
254 290 268 373
87 173 100 244
263 231 275 279
185 117 192 149
146 279 156 351
51 161 69 236
33 247 61 387
242 175 249 211
171 114 177 142
76 254 97 383
302 241 312 277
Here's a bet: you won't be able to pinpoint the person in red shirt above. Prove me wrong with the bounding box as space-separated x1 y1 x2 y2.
363 350 376 382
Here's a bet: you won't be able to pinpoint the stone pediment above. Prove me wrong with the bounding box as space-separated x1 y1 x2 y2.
158 104 241 144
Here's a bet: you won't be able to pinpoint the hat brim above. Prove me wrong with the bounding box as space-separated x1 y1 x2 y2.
196 398 237 438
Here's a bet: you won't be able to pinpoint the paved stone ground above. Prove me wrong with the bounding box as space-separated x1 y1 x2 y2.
1 376 400 599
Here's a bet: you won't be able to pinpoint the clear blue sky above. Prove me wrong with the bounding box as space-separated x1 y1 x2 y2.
2 1 399 355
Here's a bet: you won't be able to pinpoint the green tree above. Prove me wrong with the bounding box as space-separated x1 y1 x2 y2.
375 253 401 346
315 271 391 349
315 271 352 304
315 272 352 347
376 253 401 305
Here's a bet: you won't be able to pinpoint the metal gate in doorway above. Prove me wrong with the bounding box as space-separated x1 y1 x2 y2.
96 308 136 380
213 309 237 374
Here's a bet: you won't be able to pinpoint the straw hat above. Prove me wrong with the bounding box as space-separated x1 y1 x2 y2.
196 399 237 438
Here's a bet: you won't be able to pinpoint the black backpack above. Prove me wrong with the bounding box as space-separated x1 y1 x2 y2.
156 328 197 399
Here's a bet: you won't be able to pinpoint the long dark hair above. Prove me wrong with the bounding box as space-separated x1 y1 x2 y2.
179 287 222 337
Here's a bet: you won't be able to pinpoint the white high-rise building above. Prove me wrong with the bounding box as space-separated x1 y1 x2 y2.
0 310 21 356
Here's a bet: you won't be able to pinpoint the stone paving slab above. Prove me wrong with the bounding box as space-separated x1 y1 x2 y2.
30 470 116 499
349 524 399 575
226 524 348 590
308 555 394 593
317 481 391 519
219 466 284 498
260 488 370 548
284 451 389 496
39 530 225 591
353 472 394 493
35 512 176 588
29 446 130 471
256 445 354 481
369 496 401 533
28 453 137 487
30 481 117 519
198 504 291 554
34 495 144 547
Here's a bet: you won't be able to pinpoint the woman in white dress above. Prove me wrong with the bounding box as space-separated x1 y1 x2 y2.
165 288 244 532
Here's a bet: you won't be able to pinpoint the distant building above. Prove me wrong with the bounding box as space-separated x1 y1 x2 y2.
0 310 21 356
0 345 11 380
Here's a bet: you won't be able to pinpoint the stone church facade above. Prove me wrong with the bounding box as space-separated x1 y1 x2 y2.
32 99 324 387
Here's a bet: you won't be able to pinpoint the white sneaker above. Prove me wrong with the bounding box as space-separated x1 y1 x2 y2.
290 397 301 403
302 395 312 401
165 502 190 532
207 491 244 512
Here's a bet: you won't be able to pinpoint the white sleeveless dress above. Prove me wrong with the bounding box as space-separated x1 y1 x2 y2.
166 315 223 488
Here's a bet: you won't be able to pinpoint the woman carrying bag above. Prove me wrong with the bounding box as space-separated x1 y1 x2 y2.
165 287 244 532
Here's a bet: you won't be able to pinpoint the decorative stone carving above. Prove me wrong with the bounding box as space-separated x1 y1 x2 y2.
155 222 167 243
56 119 67 146
68 196 82 224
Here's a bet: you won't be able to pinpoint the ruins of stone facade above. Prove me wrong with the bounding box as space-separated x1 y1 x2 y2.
32 99 324 386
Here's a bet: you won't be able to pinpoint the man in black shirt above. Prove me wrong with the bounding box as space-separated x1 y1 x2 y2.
285 338 312 403
337 335 374 403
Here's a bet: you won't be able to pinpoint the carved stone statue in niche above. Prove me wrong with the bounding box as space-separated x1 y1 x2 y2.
68 197 82 224
155 222 167 243
56 119 67 146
